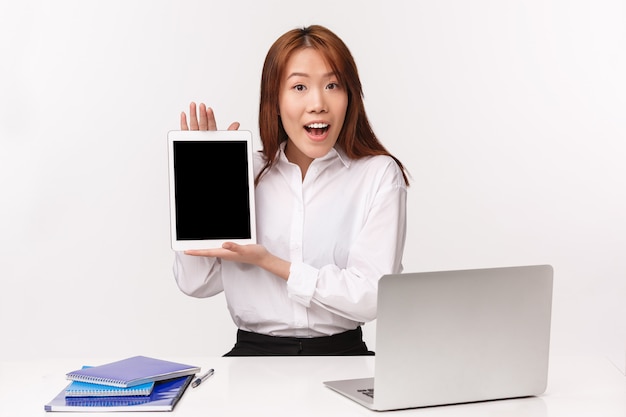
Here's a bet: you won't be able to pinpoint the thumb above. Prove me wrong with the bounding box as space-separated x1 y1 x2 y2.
222 242 237 251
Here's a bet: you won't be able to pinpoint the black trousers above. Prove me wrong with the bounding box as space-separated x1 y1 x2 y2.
223 327 375 356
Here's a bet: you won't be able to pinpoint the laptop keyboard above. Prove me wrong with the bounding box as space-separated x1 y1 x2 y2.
358 388 374 398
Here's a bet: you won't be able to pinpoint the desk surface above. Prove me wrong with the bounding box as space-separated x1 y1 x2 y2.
0 355 624 416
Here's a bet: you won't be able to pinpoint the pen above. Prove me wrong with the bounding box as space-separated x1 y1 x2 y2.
191 368 214 388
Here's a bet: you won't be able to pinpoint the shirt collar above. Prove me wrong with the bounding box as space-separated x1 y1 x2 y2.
277 141 352 169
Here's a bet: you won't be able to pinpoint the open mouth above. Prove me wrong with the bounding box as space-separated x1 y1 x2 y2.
305 123 329 136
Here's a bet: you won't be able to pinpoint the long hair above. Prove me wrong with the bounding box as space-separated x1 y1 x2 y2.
257 25 409 186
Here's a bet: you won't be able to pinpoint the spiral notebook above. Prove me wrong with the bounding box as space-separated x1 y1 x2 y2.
65 380 154 397
65 356 200 388
45 375 193 412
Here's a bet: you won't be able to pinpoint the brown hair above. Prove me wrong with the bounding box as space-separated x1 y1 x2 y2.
257 25 409 186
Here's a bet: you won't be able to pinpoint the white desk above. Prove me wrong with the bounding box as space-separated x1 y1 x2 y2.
0 355 624 416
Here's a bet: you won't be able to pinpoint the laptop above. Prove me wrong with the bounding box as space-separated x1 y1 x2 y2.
324 264 553 411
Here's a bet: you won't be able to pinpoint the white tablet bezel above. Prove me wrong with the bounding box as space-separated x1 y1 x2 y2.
167 130 257 251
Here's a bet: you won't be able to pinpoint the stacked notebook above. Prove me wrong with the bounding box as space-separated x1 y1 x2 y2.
44 356 200 412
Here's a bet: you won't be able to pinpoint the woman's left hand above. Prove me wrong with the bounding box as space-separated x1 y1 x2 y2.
185 243 266 264
185 243 291 281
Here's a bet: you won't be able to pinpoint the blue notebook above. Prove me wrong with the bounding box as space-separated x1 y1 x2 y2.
65 356 200 388
45 375 193 412
65 366 154 397
65 380 155 397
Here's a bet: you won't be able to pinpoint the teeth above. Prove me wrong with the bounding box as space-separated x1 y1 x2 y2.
307 123 328 129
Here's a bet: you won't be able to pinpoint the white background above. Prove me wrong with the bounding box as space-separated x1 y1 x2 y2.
1 0 624 370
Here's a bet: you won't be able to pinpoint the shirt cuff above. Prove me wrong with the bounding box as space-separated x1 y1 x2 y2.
287 262 319 307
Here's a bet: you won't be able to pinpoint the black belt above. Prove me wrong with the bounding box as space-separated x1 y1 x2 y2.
223 326 374 356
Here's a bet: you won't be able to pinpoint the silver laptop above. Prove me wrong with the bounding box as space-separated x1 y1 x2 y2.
324 264 553 411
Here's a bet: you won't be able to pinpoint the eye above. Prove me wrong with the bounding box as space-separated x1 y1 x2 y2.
294 84 306 92
326 82 340 90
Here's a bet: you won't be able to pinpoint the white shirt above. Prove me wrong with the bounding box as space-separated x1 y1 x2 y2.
173 143 407 337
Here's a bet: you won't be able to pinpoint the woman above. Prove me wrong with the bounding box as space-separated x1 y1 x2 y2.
174 25 409 356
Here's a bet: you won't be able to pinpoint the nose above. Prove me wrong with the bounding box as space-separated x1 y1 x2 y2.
307 88 327 113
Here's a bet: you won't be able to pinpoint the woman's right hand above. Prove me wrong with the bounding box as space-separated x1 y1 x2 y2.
180 102 240 131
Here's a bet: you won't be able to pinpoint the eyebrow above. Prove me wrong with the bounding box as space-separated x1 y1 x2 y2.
286 71 336 80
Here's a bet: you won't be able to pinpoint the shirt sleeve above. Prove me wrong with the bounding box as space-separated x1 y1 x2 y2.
286 159 408 323
173 252 224 298
286 262 319 306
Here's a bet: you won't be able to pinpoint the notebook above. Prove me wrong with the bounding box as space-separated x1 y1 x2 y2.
45 375 192 412
324 264 554 411
167 129 257 251
66 356 200 388
65 377 154 397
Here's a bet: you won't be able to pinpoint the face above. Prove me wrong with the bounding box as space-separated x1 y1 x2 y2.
278 48 348 174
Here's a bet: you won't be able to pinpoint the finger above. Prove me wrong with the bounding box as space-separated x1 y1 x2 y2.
227 122 241 131
198 103 209 130
206 107 218 131
222 242 237 251
188 102 199 130
184 248 227 257
180 112 189 130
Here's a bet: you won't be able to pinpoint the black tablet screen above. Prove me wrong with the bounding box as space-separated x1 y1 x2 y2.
173 140 252 240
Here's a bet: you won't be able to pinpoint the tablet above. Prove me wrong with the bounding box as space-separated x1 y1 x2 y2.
167 130 257 251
